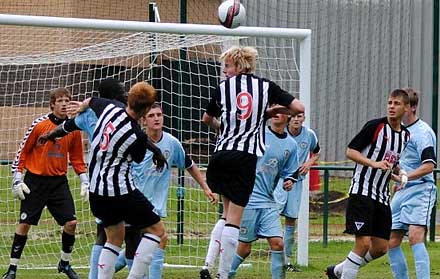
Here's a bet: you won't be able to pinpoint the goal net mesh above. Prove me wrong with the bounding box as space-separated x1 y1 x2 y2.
0 24 301 274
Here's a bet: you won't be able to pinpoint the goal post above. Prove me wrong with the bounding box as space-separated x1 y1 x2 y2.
0 13 311 271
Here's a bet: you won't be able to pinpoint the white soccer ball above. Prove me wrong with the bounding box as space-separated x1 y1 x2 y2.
218 0 246 29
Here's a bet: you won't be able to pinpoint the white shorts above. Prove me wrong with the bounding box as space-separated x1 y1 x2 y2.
239 207 282 242
391 182 437 230
274 180 304 219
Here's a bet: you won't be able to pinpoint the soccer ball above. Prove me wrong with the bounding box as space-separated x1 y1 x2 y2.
218 0 246 29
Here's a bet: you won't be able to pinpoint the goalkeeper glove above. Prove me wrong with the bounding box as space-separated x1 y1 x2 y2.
12 172 30 200
79 173 90 201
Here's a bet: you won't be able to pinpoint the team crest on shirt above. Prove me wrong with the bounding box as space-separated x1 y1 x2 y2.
239 226 247 234
20 212 27 220
299 142 308 149
284 150 290 159
162 150 171 160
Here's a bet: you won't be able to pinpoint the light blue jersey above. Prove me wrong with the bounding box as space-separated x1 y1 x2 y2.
391 119 437 230
131 132 191 217
246 127 299 209
274 125 320 218
399 119 437 187
289 125 319 182
74 108 97 140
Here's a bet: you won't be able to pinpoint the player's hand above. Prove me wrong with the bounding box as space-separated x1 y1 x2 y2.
80 182 89 201
12 181 30 200
152 149 168 172
66 101 82 117
298 164 312 176
204 189 218 204
37 132 55 145
79 173 89 202
283 180 293 191
391 170 408 192
373 160 393 171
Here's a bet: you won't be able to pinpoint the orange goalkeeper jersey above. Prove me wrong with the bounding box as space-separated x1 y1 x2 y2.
12 113 87 176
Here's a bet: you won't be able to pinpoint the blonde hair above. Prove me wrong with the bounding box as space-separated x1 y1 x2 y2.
127 82 157 115
49 88 71 111
220 46 258 73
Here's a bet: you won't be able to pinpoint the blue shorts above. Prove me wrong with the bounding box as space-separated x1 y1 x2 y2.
274 180 304 219
391 183 437 230
239 207 282 243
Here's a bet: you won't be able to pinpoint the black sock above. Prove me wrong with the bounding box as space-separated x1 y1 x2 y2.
10 233 27 259
61 230 75 254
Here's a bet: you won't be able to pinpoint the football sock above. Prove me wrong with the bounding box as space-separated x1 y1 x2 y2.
204 218 226 268
89 244 103 279
128 233 160 279
98 243 121 279
271 250 285 279
149 248 165 279
388 246 409 279
412 242 430 279
229 253 244 278
283 225 295 264
217 224 239 279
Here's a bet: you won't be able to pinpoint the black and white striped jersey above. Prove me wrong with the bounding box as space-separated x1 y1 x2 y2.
88 97 149 197
348 117 410 205
205 73 295 156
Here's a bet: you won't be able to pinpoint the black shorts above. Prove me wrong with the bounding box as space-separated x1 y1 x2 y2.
20 172 75 226
344 194 391 240
89 189 161 230
206 150 257 207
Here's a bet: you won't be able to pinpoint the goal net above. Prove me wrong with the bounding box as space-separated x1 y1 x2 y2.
0 15 310 274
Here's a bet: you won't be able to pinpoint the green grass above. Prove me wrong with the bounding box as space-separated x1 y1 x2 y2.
1 166 439 278
7 241 440 278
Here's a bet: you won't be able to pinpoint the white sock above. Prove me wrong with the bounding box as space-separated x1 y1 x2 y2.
334 260 345 278
98 243 121 279
361 251 373 267
341 251 364 279
217 225 239 279
204 219 226 268
127 233 160 279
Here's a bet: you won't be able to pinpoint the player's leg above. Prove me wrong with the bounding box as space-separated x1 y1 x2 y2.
388 189 409 279
229 241 251 278
129 221 164 279
116 226 141 272
281 180 302 270
218 197 244 279
99 222 125 278
229 208 258 278
268 237 285 279
388 230 408 279
48 178 79 279
3 223 32 279
89 222 106 279
409 225 430 279
126 189 163 279
149 231 168 279
201 216 226 273
3 173 45 278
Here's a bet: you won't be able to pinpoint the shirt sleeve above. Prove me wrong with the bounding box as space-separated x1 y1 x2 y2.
205 86 222 117
267 80 295 106
69 131 87 174
64 118 80 133
417 133 437 165
15 123 41 173
89 97 112 118
348 119 382 152
172 138 193 169
130 133 148 163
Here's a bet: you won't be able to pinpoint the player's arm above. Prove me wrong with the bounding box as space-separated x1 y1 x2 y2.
346 148 392 170
202 86 222 130
267 81 304 117
68 131 89 201
299 146 320 176
37 119 80 145
406 145 436 181
185 157 218 204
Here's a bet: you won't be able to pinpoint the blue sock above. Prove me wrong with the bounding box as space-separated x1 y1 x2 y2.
412 243 430 279
388 246 409 279
284 225 295 262
149 248 165 279
229 253 244 278
88 245 103 279
126 258 134 271
271 250 285 279
114 250 127 272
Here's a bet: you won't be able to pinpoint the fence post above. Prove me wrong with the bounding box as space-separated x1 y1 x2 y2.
323 169 329 247
429 170 438 241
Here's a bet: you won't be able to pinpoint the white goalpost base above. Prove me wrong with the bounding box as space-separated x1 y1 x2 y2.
0 14 311 271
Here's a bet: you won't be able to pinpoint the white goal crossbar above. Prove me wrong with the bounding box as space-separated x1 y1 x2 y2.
0 13 311 266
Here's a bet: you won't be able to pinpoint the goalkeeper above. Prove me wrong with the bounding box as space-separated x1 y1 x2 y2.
388 88 437 279
3 88 88 279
